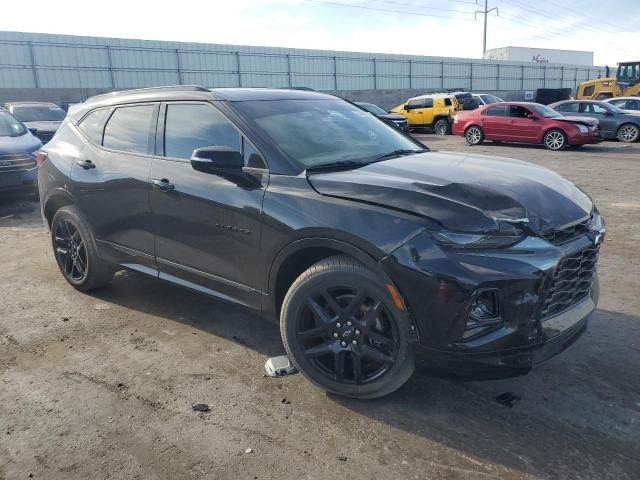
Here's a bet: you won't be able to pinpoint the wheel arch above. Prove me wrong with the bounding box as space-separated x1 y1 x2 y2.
43 188 75 229
265 238 398 321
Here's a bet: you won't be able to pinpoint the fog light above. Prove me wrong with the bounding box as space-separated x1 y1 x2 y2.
463 290 501 340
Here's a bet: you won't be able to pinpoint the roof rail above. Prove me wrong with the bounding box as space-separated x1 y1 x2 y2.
86 85 210 102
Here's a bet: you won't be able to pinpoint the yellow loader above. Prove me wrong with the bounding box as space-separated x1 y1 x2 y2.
576 61 640 100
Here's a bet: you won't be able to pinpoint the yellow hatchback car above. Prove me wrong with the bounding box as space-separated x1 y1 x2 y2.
391 94 459 135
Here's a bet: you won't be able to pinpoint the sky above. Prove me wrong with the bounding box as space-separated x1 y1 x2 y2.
0 0 637 66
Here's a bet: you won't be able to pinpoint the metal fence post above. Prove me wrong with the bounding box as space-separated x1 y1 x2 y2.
373 58 377 89
105 45 116 89
440 61 444 88
469 62 473 91
333 56 338 90
543 65 547 88
560 65 564 88
521 65 524 90
408 60 412 89
286 54 292 87
235 51 242 87
175 49 183 85
27 41 39 88
496 63 500 91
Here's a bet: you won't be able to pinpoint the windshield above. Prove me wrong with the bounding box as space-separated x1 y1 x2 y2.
481 94 503 104
356 102 388 116
233 99 424 170
0 110 27 137
11 105 66 122
602 102 626 114
530 104 563 118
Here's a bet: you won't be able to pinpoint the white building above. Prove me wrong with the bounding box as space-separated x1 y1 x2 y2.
484 47 594 66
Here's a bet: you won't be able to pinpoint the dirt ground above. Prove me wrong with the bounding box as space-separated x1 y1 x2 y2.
1 136 639 480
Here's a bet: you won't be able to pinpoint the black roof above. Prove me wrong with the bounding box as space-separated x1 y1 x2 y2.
69 85 335 121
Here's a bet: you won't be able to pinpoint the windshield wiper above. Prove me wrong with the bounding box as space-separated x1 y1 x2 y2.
375 149 425 161
305 160 366 174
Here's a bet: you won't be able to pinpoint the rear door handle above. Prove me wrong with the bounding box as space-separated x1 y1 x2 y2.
76 160 95 170
151 178 175 191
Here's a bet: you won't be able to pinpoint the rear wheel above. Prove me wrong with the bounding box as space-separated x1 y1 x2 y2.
51 206 113 291
617 123 640 143
464 126 484 145
434 118 451 136
280 255 414 399
544 129 567 150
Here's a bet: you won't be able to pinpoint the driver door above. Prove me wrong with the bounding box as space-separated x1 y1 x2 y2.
148 102 268 307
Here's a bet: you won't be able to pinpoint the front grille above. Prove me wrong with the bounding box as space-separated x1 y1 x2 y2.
541 245 599 318
541 219 591 245
0 154 37 173
35 131 54 143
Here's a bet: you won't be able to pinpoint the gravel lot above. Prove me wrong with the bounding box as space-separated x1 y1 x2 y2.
1 136 639 480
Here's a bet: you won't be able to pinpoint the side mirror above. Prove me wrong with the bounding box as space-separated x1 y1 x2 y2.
190 146 243 175
404 104 412 111
28 128 38 136
526 114 538 120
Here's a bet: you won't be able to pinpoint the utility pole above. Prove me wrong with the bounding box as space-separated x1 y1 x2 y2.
475 0 499 57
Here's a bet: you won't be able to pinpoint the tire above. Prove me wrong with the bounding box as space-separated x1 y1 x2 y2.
543 129 567 151
51 206 113 291
464 125 484 145
280 255 415 399
617 123 640 143
434 118 451 136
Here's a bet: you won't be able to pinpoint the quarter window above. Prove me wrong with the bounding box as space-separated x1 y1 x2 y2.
103 105 155 154
78 108 111 145
483 105 506 116
163 104 241 160
557 103 579 113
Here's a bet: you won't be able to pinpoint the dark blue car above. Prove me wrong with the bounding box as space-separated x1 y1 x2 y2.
0 108 43 194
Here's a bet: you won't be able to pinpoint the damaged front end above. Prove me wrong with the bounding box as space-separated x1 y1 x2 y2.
380 210 605 377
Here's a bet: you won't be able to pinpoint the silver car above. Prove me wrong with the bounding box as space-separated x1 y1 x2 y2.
604 97 640 115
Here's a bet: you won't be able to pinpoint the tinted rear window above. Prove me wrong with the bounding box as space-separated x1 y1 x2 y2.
103 105 155 154
11 105 66 122
78 108 112 145
483 105 506 116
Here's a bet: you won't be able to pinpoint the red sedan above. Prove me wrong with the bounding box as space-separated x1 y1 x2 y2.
452 102 602 150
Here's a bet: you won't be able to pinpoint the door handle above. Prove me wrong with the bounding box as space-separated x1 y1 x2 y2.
76 160 95 170
151 178 175 191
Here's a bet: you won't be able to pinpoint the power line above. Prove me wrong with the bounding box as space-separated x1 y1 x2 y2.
306 0 476 20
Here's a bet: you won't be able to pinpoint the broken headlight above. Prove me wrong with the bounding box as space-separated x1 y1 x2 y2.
463 289 502 340
431 231 524 249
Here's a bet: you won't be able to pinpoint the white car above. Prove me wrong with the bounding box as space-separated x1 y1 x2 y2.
472 93 504 106
604 97 640 115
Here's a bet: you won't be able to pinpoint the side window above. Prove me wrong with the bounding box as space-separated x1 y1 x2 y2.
582 85 595 97
483 105 506 116
164 103 240 159
628 100 640 110
242 138 266 169
443 98 452 107
592 104 608 114
406 99 424 109
577 103 591 114
509 106 531 118
423 98 434 108
557 103 578 113
78 108 111 145
103 105 155 154
609 99 625 108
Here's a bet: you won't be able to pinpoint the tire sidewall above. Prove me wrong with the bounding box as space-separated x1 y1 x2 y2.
434 119 451 135
465 125 484 145
544 129 567 150
51 206 108 290
618 124 639 143
280 265 414 399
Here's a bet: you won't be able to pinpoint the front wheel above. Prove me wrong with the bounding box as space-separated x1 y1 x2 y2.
544 129 567 150
617 123 640 143
51 206 114 291
434 118 451 136
465 126 484 145
280 255 414 399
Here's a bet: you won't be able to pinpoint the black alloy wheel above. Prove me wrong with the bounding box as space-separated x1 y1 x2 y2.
54 218 88 283
296 287 400 385
281 255 414 399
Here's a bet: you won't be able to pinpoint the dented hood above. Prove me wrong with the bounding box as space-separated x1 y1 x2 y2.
307 151 593 233
554 116 599 127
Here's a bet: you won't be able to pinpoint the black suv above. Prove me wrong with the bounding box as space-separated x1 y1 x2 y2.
39 86 604 399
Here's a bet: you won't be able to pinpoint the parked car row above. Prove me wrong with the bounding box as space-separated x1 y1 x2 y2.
452 99 640 150
0 102 66 195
